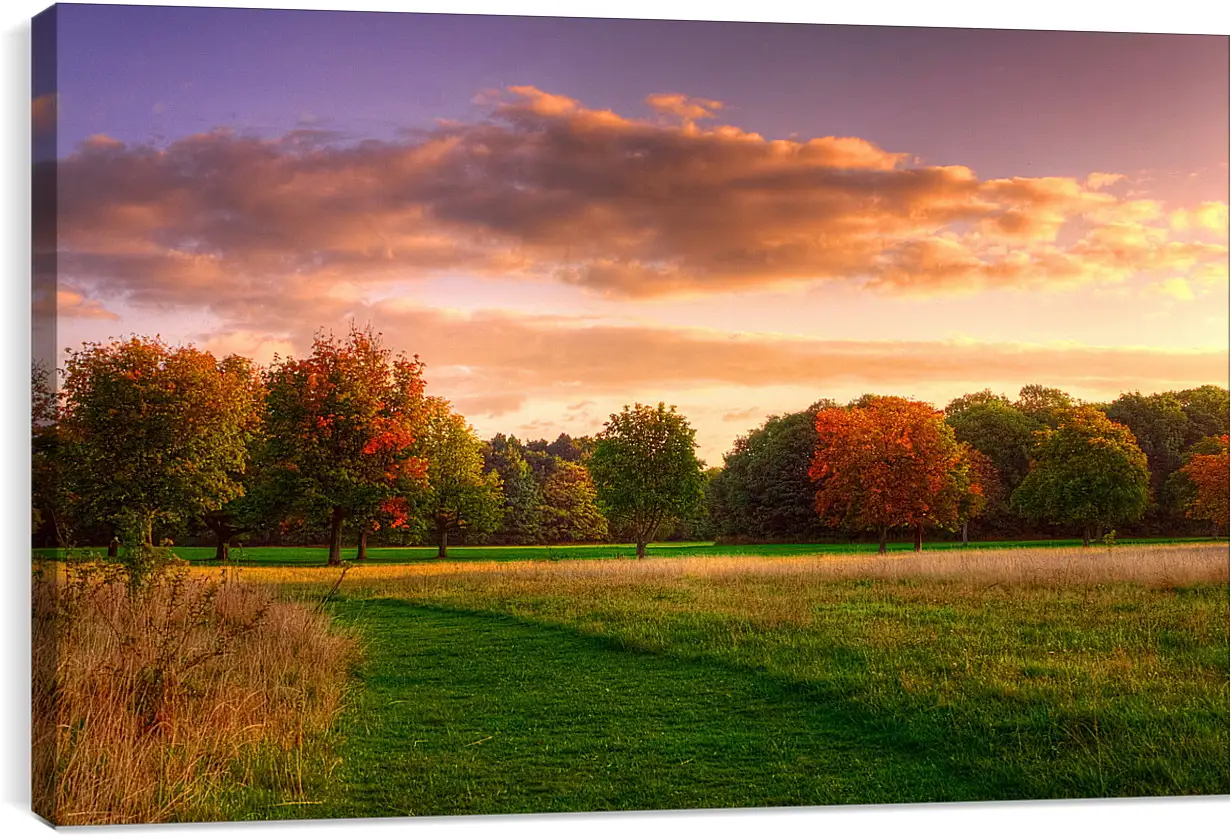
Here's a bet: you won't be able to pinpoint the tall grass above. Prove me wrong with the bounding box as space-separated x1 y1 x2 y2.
32 558 358 825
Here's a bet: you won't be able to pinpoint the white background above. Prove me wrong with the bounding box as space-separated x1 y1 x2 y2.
3 1 1228 836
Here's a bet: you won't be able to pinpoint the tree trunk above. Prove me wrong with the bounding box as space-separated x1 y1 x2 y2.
913 522 923 553
1082 525 1092 548
356 529 368 561
107 537 119 558
437 523 448 559
877 525 888 555
328 508 346 566
961 520 969 547
141 512 153 547
215 535 229 564
636 540 648 559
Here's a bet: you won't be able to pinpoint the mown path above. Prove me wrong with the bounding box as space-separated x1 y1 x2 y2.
301 598 1012 818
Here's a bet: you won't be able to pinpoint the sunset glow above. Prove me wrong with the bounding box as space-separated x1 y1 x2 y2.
34 5 1230 463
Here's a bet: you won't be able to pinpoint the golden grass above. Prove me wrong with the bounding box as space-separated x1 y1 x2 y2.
220 542 1230 593
32 562 359 825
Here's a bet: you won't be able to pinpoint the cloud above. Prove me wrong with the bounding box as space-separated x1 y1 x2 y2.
32 94 56 135
42 86 1227 315
236 300 1220 415
646 92 724 121
32 286 119 321
722 406 763 423
1085 172 1126 190
1171 201 1229 233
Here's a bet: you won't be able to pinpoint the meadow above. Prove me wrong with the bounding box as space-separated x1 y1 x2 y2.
33 536 1225 566
231 542 1227 817
37 542 1229 822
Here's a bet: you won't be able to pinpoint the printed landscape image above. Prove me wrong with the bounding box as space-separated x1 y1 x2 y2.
30 4 1229 826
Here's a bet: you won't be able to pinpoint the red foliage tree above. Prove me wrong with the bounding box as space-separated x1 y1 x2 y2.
264 325 428 565
809 397 966 553
1180 434 1229 532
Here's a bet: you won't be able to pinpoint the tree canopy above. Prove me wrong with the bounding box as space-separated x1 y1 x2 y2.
810 396 969 553
411 399 504 558
589 403 704 558
1011 407 1150 545
59 337 262 547
263 326 428 565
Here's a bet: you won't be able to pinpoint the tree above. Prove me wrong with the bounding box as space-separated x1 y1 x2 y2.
943 445 1002 546
31 361 65 545
484 434 543 544
944 389 1012 417
944 397 1041 497
1011 407 1150 546
589 403 704 559
412 399 504 558
708 401 837 541
538 460 608 543
1015 384 1076 428
810 397 964 553
59 337 260 547
1102 391 1190 504
1179 434 1229 532
264 326 428 566
1173 385 1230 446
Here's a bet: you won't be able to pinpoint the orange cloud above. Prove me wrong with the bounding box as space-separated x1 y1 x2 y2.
32 93 56 135
32 286 119 321
42 86 1227 313
646 92 724 121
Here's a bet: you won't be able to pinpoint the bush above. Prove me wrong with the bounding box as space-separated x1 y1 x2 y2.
32 558 358 824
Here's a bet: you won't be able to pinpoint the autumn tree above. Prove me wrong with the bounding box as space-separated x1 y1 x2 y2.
538 460 608 543
58 337 261 547
708 401 838 541
589 403 704 559
810 397 964 553
264 326 428 566
1011 407 1150 546
411 399 504 558
1179 434 1229 532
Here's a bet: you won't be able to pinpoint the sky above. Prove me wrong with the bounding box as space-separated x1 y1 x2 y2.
32 2 1231 465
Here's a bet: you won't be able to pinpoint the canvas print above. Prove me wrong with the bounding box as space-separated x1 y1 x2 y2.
30 2 1230 826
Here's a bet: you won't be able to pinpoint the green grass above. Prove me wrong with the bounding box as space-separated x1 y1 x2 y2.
32 536 1226 567
228 547 1229 817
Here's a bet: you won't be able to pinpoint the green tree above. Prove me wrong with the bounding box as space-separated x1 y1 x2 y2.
1015 384 1076 428
589 403 704 559
1102 391 1190 506
1173 385 1230 446
59 337 261 547
944 397 1042 499
708 401 837 541
264 326 429 566
538 460 608 543
484 434 543 544
412 399 505 558
1012 407 1150 546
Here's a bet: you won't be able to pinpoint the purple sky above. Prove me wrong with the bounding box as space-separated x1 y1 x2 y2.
35 3 1230 463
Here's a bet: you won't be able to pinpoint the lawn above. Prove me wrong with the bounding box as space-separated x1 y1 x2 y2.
218 543 1228 818
33 536 1226 566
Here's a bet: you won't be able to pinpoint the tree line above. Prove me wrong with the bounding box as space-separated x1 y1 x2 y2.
32 327 1229 564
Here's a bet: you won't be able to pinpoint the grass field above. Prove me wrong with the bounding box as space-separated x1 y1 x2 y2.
33 536 1227 566
204 542 1229 818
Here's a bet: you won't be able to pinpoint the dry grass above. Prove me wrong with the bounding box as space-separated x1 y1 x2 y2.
32 560 359 825
222 542 1230 594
